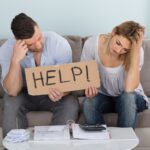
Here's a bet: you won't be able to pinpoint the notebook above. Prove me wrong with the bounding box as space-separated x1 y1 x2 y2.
33 123 110 141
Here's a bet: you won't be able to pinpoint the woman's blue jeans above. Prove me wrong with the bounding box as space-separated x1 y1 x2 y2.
83 92 147 128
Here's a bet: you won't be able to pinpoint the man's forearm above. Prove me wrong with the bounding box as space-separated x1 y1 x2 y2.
3 60 23 96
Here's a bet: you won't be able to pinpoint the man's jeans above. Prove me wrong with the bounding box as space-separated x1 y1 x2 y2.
2 91 79 136
83 92 147 128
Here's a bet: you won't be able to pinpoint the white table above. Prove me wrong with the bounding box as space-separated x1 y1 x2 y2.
3 127 139 150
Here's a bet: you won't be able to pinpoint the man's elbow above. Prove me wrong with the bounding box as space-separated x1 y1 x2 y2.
7 91 19 97
6 89 20 97
3 83 21 97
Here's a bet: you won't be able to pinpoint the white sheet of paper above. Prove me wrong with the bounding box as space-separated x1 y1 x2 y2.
34 125 70 141
72 124 110 140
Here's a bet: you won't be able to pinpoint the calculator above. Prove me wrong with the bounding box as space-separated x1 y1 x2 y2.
79 124 106 131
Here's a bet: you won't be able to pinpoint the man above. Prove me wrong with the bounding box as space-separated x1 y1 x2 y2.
0 13 79 136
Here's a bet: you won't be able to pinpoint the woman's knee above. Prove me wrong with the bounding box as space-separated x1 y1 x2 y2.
83 97 97 115
117 92 137 110
83 97 93 107
119 92 136 102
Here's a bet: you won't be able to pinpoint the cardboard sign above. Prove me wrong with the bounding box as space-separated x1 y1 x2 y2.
25 60 100 95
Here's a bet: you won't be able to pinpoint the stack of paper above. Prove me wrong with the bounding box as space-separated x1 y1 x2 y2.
72 124 110 140
5 129 30 143
34 125 70 141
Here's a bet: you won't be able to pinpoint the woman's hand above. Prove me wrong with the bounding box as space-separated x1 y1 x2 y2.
130 30 144 62
48 88 64 102
85 86 98 98
132 30 144 54
136 30 144 49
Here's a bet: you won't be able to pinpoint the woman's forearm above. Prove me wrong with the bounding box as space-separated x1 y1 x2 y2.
125 50 140 92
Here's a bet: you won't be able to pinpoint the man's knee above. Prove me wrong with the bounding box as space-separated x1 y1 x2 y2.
62 95 79 112
2 93 28 136
3 93 22 111
62 95 79 120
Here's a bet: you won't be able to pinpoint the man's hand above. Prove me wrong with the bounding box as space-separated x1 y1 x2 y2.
12 40 28 63
3 40 27 96
48 88 64 102
85 86 98 98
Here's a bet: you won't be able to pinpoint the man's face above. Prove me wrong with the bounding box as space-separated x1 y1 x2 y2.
24 26 43 52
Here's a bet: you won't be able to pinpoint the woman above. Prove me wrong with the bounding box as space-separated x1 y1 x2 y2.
81 21 149 128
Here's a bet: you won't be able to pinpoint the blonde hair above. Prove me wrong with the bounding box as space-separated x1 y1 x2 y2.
104 21 144 71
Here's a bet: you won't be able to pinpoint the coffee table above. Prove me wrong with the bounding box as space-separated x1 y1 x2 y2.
3 127 139 150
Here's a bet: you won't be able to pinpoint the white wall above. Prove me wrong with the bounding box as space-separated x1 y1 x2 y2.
0 0 149 38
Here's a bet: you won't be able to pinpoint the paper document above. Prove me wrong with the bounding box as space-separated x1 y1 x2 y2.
72 124 110 140
34 125 70 141
34 124 110 141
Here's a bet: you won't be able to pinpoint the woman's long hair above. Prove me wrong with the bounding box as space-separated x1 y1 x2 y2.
104 21 144 71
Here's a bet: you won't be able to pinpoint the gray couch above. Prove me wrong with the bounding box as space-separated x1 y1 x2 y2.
0 37 150 150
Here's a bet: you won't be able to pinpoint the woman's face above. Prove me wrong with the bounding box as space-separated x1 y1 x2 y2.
109 35 131 57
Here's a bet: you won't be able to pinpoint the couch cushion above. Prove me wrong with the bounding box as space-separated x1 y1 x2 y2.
141 39 150 97
64 35 83 62
0 39 6 46
27 111 53 127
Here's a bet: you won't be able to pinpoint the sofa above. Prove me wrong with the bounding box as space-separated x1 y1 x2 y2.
0 36 150 150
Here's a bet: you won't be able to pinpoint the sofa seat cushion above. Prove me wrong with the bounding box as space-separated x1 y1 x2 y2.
27 111 53 127
135 108 150 127
27 109 150 128
27 98 150 128
64 35 83 62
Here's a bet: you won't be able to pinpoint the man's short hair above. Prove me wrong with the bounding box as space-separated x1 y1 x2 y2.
11 13 37 39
